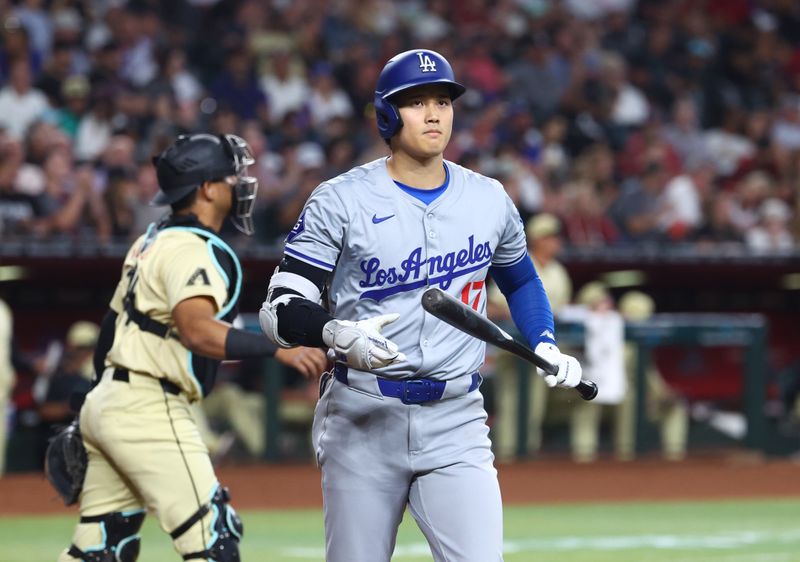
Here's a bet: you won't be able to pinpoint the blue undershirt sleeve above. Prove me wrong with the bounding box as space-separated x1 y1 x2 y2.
489 255 556 348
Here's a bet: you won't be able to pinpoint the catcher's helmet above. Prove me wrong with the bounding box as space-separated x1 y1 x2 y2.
152 133 258 234
374 49 465 139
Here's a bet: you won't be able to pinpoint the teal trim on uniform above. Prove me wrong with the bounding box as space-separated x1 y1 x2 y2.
165 227 242 396
116 534 140 555
206 485 221 550
121 508 146 516
83 521 108 552
226 509 242 540
163 226 242 319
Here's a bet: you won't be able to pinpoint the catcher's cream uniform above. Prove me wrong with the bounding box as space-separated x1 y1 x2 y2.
61 218 242 561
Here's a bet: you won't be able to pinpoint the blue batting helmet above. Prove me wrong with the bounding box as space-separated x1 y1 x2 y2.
374 49 466 139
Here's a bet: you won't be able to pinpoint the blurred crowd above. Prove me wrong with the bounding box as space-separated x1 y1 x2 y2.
0 0 799 253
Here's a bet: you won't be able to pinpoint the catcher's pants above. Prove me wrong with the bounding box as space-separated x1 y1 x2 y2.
62 369 220 558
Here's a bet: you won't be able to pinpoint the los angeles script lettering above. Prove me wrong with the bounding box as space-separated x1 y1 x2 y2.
359 235 492 291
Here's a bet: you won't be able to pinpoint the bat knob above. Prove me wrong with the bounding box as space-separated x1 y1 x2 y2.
577 380 598 401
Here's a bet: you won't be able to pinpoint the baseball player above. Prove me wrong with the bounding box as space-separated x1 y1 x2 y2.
259 49 582 561
58 134 327 562
0 298 14 477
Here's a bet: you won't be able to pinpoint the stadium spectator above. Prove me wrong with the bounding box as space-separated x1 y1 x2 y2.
561 180 621 247
13 0 53 61
746 197 795 252
0 15 43 82
54 75 90 138
607 161 669 243
600 51 649 129
506 34 565 123
35 39 76 107
210 46 269 124
661 96 710 167
659 156 716 241
260 50 310 126
692 192 744 248
0 58 50 140
31 146 110 240
0 137 46 237
73 90 114 162
307 62 353 129
729 170 772 234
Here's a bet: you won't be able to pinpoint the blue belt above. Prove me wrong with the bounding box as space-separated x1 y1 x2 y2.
333 364 481 405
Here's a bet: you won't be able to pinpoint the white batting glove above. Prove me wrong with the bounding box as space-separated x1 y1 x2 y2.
534 342 582 388
322 313 406 371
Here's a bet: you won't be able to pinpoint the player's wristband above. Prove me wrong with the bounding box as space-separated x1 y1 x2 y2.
224 328 277 359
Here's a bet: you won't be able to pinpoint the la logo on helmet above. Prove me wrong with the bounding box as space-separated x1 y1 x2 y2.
417 52 437 72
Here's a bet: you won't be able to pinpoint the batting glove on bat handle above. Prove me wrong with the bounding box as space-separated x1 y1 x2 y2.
322 313 407 371
534 342 597 400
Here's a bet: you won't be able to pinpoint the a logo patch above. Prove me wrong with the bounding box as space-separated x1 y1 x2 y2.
286 211 306 243
372 213 395 224
187 268 211 286
417 52 437 73
539 329 555 341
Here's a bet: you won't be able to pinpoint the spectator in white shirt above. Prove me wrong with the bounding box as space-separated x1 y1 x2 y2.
600 51 649 128
308 62 353 128
260 50 309 126
659 156 716 240
746 198 795 253
0 58 49 140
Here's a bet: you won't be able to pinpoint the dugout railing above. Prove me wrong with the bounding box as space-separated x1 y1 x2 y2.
246 313 771 461
508 314 769 458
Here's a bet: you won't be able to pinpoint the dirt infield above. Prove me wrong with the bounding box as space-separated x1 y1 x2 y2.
2 455 798 516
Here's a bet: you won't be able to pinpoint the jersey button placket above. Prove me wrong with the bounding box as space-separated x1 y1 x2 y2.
421 211 439 370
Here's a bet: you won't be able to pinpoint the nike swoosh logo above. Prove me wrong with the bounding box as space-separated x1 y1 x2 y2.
372 214 395 224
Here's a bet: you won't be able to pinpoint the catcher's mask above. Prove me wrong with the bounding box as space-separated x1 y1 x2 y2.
152 133 259 235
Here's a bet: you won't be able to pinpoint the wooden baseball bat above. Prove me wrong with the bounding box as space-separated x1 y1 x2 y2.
421 287 598 401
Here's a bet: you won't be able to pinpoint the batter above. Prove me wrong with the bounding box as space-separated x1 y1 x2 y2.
260 49 582 561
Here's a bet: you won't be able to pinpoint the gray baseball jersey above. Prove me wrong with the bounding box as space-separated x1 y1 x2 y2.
285 157 526 377
287 157 527 561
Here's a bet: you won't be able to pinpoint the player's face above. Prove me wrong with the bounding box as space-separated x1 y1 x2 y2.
393 84 453 159
209 177 235 218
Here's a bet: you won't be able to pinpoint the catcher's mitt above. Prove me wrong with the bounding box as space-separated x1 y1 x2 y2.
45 418 88 506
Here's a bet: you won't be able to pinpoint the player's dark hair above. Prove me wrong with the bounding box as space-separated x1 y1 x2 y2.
170 186 199 212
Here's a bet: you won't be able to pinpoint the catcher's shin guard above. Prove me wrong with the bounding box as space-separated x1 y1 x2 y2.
64 510 145 561
172 486 243 561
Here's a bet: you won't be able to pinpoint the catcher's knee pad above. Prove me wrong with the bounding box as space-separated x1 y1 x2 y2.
172 486 243 561
66 510 145 562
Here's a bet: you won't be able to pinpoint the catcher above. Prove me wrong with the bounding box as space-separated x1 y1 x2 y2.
53 133 326 561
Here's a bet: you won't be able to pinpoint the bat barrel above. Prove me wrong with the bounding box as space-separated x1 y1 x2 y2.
421 287 599 401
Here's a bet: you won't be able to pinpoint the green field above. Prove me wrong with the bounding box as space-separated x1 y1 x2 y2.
4 499 800 561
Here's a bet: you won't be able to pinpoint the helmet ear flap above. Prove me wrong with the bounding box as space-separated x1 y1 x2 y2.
374 95 403 139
